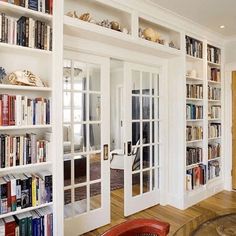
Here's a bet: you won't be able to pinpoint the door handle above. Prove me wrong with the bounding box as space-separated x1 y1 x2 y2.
103 144 109 160
127 141 132 156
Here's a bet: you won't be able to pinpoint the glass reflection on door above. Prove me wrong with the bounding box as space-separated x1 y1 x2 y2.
131 70 160 197
63 59 102 218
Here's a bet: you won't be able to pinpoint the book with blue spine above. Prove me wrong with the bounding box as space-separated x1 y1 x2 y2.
28 0 38 11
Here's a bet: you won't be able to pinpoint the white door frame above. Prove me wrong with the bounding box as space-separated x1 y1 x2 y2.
123 62 165 216
116 85 124 148
63 51 110 236
63 36 169 226
224 62 236 191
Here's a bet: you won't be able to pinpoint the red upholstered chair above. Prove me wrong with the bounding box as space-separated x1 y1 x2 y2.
101 219 170 236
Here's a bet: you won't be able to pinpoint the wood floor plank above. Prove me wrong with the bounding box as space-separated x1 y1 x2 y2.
82 190 236 236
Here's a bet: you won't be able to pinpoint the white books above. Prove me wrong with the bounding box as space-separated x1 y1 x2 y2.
15 226 19 236
8 174 17 198
46 25 50 50
186 174 192 191
19 136 24 166
15 95 22 126
29 18 35 48
42 0 46 14
25 0 29 9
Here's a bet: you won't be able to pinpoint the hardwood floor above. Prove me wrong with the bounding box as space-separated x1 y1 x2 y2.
84 189 236 236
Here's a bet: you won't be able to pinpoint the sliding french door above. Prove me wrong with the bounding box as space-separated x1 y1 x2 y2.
63 52 110 235
123 62 161 216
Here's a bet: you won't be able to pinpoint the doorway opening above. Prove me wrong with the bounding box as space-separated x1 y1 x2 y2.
110 59 125 216
109 59 161 219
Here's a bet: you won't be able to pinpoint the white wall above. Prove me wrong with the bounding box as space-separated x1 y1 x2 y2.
225 40 236 64
110 67 124 150
224 39 236 190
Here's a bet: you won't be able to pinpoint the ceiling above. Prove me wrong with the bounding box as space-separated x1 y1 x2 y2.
149 0 236 37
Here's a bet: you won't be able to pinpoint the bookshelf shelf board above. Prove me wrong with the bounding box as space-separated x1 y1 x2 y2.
0 202 53 219
208 99 221 103
186 139 203 144
208 80 221 85
0 125 52 131
0 162 52 174
208 137 221 141
0 84 52 92
208 118 221 121
186 98 203 102
186 119 203 122
186 163 203 170
0 1 53 22
186 76 203 82
207 176 222 184
208 157 221 162
0 42 52 56
208 61 221 67
185 185 206 196
63 15 182 58
186 54 203 62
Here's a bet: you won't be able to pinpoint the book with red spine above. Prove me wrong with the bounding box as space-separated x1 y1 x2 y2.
9 96 16 126
1 94 9 126
4 216 16 236
3 176 12 213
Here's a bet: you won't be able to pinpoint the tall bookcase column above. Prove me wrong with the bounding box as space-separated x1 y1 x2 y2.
184 35 208 207
168 55 186 209
52 0 64 235
203 39 208 175
0 0 57 234
207 43 223 186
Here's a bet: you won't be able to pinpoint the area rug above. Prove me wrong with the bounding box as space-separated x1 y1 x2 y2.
64 165 125 204
64 161 149 203
192 213 236 236
174 209 236 236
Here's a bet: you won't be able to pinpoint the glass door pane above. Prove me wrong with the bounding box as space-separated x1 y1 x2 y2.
124 62 161 216
63 53 110 235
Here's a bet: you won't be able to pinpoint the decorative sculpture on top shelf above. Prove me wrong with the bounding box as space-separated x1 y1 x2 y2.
139 27 179 50
142 27 160 42
0 69 47 87
66 11 129 34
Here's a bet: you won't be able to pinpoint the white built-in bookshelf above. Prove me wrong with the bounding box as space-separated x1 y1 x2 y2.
207 44 222 184
0 0 229 234
63 0 181 58
0 0 56 234
183 35 224 207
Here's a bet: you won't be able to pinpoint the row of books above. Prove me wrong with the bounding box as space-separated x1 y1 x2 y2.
186 104 203 120
208 123 221 138
186 84 203 99
0 170 52 214
207 45 221 64
186 164 207 191
186 126 203 141
186 147 203 166
208 105 221 119
186 36 203 58
1 0 53 15
208 67 220 82
0 206 53 236
208 160 220 180
0 94 51 126
0 13 52 51
208 86 221 100
208 143 221 160
0 133 50 168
